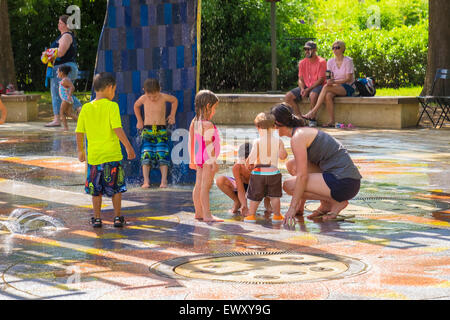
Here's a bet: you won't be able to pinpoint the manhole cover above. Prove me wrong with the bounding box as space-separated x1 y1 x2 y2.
149 251 368 284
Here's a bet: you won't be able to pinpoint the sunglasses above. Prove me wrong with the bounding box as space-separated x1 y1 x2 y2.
332 46 341 50
304 48 313 51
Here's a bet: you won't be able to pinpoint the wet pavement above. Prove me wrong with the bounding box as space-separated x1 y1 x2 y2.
0 122 449 300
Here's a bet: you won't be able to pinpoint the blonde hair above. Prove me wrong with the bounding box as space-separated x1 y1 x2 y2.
194 90 219 120
333 40 346 52
254 112 275 129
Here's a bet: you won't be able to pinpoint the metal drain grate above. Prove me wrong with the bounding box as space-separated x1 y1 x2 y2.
149 251 368 284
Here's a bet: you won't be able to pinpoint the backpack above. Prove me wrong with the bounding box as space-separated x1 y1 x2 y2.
353 77 376 96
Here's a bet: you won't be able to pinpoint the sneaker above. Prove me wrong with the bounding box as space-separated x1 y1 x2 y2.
243 215 257 223
308 120 317 127
90 217 102 228
114 216 125 228
272 213 284 223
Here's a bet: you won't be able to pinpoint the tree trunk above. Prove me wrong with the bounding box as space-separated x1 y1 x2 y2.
0 0 16 88
421 0 450 96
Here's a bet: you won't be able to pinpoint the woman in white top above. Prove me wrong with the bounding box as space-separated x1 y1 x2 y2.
303 41 355 127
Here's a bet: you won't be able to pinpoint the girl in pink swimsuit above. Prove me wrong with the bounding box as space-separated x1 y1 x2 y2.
189 90 223 223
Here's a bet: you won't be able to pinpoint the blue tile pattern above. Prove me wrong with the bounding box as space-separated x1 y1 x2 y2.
94 0 198 184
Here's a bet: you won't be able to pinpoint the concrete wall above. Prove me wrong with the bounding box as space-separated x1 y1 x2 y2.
214 94 420 129
1 94 41 122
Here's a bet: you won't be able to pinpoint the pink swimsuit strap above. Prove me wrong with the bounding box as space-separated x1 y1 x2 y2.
193 120 220 167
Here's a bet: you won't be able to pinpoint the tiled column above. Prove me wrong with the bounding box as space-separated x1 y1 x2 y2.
94 0 198 184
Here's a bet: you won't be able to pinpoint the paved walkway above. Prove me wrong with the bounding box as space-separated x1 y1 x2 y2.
0 122 449 300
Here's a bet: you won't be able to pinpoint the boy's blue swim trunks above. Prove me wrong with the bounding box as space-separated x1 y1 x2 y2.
85 161 127 197
140 125 170 168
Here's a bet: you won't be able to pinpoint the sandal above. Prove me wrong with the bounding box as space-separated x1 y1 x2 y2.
322 213 355 221
301 115 316 121
114 216 125 228
90 217 102 228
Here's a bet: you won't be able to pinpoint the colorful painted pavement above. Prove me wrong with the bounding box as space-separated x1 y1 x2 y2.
0 122 449 300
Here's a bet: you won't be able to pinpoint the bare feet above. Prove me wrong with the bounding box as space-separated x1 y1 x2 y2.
230 201 241 214
159 183 168 188
141 184 150 188
308 201 332 219
296 209 304 216
203 215 224 222
322 201 348 221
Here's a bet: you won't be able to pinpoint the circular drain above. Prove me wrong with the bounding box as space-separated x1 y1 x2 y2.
149 251 368 284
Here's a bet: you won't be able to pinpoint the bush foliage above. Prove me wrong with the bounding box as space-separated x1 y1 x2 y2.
8 0 427 92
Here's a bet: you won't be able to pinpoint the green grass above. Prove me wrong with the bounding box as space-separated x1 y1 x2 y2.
375 86 422 96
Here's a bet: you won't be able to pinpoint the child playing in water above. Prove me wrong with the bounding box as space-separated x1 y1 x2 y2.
216 143 272 216
76 72 136 228
58 65 77 131
244 112 288 223
188 90 223 222
134 78 178 188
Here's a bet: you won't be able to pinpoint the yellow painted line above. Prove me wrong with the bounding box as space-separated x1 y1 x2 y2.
435 281 450 288
368 291 409 300
421 247 449 253
0 179 143 209
0 156 85 174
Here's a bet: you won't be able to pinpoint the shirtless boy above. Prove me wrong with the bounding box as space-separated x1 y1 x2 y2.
134 78 178 188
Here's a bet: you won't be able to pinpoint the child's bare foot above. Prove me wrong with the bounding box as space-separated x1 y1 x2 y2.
159 182 168 188
141 183 150 188
229 201 241 214
203 215 224 222
194 216 203 221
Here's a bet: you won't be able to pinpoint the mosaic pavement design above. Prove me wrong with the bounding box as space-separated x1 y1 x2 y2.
0 123 449 300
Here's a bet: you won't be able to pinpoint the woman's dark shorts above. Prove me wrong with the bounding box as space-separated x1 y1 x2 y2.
323 172 360 202
247 173 282 202
85 161 127 197
341 84 355 97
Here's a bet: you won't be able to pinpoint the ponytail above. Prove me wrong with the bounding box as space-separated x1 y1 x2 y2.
270 103 305 128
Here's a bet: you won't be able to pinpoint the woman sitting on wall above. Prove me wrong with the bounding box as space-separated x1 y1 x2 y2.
303 41 355 127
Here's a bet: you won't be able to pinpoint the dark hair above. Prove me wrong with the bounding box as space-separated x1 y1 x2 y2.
143 78 160 93
270 103 305 128
58 65 71 76
59 15 70 25
238 142 252 160
194 89 219 120
93 72 116 92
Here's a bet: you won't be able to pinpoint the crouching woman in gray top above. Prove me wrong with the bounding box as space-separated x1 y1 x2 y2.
270 103 362 225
